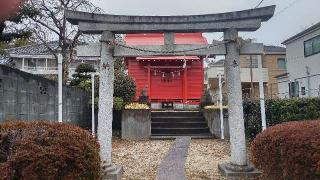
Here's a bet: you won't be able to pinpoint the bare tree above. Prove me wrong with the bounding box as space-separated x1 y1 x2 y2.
27 0 101 82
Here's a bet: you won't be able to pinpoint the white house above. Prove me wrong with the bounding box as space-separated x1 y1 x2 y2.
2 42 100 77
205 45 286 100
278 22 320 98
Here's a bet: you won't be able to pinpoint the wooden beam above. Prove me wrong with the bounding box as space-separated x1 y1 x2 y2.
148 63 151 100
183 68 188 103
148 66 191 69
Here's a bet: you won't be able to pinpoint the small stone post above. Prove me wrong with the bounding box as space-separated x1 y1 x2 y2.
219 28 260 177
99 31 123 179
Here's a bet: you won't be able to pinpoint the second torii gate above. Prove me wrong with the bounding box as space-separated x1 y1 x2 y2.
66 5 275 178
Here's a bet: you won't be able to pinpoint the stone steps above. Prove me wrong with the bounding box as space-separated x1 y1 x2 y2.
152 117 205 123
151 134 213 140
152 121 208 128
151 111 213 139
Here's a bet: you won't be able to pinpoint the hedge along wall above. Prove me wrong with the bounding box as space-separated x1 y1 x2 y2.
244 98 320 140
0 65 91 128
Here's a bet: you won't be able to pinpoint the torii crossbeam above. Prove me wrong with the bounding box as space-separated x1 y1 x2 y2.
66 5 275 179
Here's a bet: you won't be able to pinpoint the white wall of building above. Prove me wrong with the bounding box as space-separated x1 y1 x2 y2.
205 66 268 84
279 28 320 98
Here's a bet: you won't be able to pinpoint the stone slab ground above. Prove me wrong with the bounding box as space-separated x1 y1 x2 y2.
112 138 230 180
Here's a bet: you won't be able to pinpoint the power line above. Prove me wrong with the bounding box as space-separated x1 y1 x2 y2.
254 0 265 8
241 0 301 40
273 0 300 17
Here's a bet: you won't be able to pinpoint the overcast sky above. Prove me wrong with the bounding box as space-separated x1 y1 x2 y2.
91 0 320 46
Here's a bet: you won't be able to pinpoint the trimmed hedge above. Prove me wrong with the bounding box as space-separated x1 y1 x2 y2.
0 121 101 179
244 98 320 140
251 120 320 180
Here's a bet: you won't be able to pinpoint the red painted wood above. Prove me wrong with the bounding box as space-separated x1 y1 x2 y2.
125 33 207 104
148 63 151 97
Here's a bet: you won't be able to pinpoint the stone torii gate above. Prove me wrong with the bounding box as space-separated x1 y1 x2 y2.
66 5 275 178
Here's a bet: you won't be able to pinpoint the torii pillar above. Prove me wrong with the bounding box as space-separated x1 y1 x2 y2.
218 29 260 177
99 31 123 179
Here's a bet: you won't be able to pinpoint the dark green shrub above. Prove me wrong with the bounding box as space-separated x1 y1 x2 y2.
75 63 96 74
70 63 96 87
243 98 320 140
114 71 136 103
251 120 320 180
0 121 101 180
113 97 124 111
200 90 214 108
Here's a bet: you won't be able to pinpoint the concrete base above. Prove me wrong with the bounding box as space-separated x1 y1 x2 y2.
218 163 261 179
103 165 123 180
122 109 151 140
151 103 199 111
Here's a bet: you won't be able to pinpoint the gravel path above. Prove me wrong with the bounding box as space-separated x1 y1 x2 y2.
185 139 230 180
112 138 230 180
112 138 173 180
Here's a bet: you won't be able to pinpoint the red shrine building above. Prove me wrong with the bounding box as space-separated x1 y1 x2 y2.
124 33 208 106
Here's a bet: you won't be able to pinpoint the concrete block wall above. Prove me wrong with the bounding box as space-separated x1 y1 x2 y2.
0 65 90 128
122 110 151 140
202 109 229 139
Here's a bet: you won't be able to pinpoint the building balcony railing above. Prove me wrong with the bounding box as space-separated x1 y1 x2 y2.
240 68 269 82
205 67 269 83
22 66 58 75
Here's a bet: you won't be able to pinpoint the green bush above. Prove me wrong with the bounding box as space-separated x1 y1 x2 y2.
75 63 96 74
113 97 124 111
251 120 320 180
70 63 96 87
244 98 320 140
0 121 101 179
114 71 136 103
200 90 214 108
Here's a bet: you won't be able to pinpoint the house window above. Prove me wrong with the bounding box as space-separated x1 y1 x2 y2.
289 81 299 98
28 59 36 68
314 36 320 53
277 58 286 69
304 35 320 57
301 87 306 96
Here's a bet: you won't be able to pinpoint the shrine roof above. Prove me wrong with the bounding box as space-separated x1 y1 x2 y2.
124 33 208 46
136 56 200 60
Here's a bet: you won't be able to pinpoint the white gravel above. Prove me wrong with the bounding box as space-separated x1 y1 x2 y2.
112 138 230 180
112 138 173 180
186 139 230 180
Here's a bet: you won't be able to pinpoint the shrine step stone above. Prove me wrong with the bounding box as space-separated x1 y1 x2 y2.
151 111 214 139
